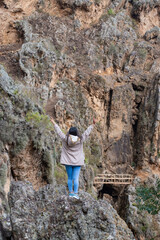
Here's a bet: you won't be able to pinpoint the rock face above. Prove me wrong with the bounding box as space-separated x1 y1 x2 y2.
126 175 160 240
0 0 160 239
9 181 135 240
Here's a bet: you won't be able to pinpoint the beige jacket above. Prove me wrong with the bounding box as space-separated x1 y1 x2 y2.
54 123 94 166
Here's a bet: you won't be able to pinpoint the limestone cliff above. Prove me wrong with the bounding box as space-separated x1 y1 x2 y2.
0 0 160 239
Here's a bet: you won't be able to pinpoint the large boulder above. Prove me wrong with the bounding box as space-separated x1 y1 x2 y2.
9 181 135 240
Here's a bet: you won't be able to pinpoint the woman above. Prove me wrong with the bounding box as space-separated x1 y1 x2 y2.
51 118 95 199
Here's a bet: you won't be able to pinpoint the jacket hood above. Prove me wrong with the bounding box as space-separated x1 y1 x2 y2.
67 134 80 146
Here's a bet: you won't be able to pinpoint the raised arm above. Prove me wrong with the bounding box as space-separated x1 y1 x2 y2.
50 118 66 141
81 118 96 143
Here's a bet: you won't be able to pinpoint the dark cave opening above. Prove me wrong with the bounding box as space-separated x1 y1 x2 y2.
98 184 119 202
0 221 12 240
98 184 128 219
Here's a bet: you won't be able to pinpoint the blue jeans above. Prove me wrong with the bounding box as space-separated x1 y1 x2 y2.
65 165 81 194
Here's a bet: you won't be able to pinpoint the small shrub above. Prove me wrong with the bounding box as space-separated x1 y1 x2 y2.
13 89 19 95
108 8 115 16
135 178 160 215
25 111 54 131
85 157 89 165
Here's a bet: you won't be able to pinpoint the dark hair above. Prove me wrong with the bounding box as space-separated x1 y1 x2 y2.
69 127 78 136
66 127 82 145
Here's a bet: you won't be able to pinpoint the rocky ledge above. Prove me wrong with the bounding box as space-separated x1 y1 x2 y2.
7 181 135 240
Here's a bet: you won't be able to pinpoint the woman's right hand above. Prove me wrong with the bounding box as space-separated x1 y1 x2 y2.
50 117 55 125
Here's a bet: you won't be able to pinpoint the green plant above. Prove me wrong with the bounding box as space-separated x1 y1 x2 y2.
25 111 54 131
85 157 89 165
135 178 160 215
141 224 148 233
108 8 115 16
13 89 19 95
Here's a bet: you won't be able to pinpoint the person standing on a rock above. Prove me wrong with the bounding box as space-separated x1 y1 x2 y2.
50 118 95 199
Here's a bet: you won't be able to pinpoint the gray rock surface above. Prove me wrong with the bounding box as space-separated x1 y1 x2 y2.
144 26 160 40
131 0 160 20
19 39 57 86
0 65 20 96
57 0 92 10
9 181 135 240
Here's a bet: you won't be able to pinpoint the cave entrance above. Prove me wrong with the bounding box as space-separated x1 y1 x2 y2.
98 184 128 219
